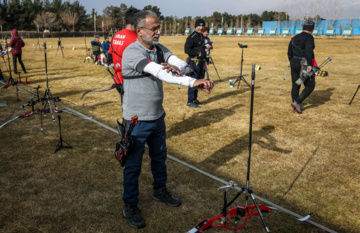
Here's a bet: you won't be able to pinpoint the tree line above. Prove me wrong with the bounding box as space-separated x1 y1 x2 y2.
0 0 326 34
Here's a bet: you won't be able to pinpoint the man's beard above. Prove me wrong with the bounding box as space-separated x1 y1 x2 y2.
143 34 160 45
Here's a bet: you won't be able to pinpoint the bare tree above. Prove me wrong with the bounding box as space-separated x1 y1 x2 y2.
235 17 240 28
283 0 289 26
33 12 59 31
245 17 251 29
289 0 299 34
102 16 116 33
60 10 80 32
327 0 343 27
315 0 323 24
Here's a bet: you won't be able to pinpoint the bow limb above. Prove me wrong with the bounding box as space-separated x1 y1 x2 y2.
188 205 272 232
80 84 115 100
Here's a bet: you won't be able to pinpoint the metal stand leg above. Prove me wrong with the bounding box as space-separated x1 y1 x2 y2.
278 65 290 96
349 85 360 105
209 56 221 81
54 115 72 153
234 47 250 89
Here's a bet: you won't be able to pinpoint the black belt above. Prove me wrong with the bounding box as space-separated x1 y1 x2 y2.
189 58 206 62
292 56 303 60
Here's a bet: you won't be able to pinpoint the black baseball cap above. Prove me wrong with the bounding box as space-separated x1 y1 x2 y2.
303 20 315 31
195 19 205 27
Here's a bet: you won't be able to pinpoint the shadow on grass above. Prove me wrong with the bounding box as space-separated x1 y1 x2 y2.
26 67 82 72
29 74 88 84
197 125 292 168
303 87 335 111
87 101 114 109
203 86 257 105
283 146 319 196
53 89 89 98
167 103 244 138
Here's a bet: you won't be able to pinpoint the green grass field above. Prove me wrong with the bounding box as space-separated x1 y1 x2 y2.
0 35 359 233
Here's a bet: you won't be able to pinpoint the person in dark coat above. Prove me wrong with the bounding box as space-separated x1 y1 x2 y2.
0 43 6 82
287 20 316 114
184 18 208 108
6 29 27 75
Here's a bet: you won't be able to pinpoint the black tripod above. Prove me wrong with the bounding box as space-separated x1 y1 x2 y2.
54 115 72 153
1 53 9 75
3 37 14 84
42 41 60 121
1 42 10 75
55 37 64 58
206 56 221 81
229 64 270 232
34 36 42 52
83 36 93 63
243 64 270 232
349 84 360 105
234 43 250 89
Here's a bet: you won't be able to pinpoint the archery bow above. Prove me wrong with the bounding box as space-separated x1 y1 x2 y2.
80 67 116 100
0 108 61 129
188 204 272 233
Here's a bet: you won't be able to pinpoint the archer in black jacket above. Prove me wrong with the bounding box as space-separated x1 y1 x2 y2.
184 19 208 108
287 20 316 114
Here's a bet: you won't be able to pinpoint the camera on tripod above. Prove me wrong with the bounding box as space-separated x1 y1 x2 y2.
238 43 248 48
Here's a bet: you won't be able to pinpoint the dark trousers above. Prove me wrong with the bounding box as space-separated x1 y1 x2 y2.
12 54 26 73
123 113 167 205
115 84 124 104
0 69 4 80
291 60 315 104
93 51 100 62
187 60 205 103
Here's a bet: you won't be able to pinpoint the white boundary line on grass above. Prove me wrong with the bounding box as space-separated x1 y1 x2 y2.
60 105 337 233
1 81 336 232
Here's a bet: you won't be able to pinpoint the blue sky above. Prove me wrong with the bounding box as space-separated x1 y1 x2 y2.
72 0 360 19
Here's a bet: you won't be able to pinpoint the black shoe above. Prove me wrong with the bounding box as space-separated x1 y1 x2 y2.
123 204 146 228
193 100 204 105
153 187 182 207
24 70 27 74
187 102 200 108
0 78 6 82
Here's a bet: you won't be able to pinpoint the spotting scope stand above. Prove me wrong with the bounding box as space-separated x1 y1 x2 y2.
3 37 14 84
35 36 42 52
55 37 64 58
54 115 72 153
208 56 221 81
234 43 250 89
349 84 360 105
42 41 60 121
278 64 290 96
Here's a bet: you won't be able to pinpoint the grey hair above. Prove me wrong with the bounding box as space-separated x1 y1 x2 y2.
134 10 158 29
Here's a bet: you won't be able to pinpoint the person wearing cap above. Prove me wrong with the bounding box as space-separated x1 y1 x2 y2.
203 27 213 63
101 36 110 53
203 27 213 80
287 20 316 114
0 43 7 82
184 18 208 108
91 35 102 64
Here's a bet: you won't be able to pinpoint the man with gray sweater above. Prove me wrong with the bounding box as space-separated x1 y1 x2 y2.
121 10 213 228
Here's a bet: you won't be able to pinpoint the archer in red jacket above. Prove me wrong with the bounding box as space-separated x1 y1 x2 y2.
7 29 27 75
109 7 139 102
